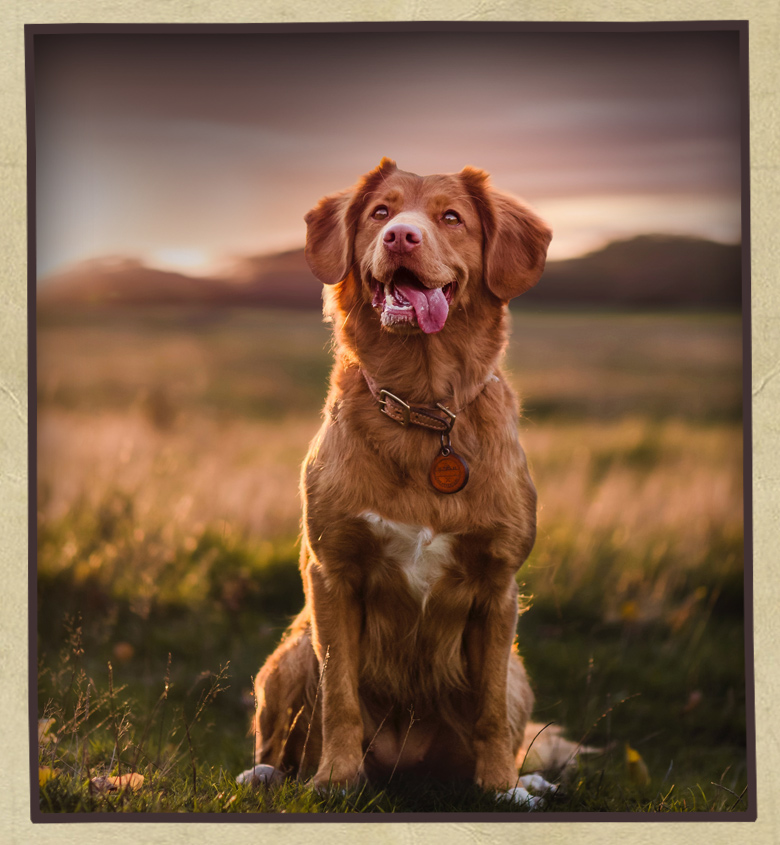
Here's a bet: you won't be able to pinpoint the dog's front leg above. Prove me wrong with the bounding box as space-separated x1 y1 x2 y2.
305 559 365 788
466 585 522 791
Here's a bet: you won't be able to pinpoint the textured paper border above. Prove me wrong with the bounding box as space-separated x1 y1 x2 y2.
7 2 777 843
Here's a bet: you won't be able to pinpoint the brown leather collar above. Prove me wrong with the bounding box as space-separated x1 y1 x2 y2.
361 369 497 432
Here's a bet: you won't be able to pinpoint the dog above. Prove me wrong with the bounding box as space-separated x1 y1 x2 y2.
238 158 560 803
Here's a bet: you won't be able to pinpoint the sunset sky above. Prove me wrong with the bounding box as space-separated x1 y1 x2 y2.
33 27 744 279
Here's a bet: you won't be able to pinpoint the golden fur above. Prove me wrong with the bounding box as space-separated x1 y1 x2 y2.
251 158 553 790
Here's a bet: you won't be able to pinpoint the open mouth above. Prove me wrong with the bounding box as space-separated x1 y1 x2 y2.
370 269 454 334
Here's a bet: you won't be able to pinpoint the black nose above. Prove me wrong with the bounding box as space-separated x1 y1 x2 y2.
383 223 422 254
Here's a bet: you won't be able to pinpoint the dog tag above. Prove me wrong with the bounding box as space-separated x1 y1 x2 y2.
430 445 469 494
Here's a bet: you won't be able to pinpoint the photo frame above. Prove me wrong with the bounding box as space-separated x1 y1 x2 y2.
27 19 755 827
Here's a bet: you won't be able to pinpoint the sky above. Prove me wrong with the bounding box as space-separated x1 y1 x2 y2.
33 28 744 278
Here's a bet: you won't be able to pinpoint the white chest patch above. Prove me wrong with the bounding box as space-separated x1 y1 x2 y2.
362 511 455 603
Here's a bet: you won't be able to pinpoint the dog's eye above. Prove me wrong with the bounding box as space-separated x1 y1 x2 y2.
442 210 462 226
372 206 390 221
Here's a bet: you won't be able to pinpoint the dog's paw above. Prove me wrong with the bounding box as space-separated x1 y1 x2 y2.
236 764 284 787
499 786 544 809
498 774 558 810
311 758 364 792
312 783 349 799
518 773 558 794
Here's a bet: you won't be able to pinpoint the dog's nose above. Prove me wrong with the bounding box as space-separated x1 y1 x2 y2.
383 223 422 254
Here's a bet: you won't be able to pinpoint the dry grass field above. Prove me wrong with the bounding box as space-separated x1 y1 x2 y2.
35 306 748 814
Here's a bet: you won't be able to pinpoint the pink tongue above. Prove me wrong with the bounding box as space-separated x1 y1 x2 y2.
394 282 449 334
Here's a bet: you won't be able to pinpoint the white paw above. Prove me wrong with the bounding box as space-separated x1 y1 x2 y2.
236 764 284 786
500 786 544 809
518 773 558 794
499 775 558 809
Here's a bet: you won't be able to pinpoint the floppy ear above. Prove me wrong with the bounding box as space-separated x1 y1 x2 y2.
460 166 552 302
304 157 398 286
304 190 355 285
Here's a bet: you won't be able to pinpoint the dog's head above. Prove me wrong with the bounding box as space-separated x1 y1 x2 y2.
304 158 552 335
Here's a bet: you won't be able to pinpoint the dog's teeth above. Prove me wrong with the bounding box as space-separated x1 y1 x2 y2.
382 282 413 311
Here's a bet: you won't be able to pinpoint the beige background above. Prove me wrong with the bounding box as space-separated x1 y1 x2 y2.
3 1 776 843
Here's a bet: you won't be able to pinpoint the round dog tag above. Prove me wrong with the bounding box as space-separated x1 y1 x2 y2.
430 449 469 493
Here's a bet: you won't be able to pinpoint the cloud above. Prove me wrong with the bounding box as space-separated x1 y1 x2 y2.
34 29 743 274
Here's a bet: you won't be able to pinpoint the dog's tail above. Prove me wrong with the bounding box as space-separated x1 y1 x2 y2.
517 721 601 777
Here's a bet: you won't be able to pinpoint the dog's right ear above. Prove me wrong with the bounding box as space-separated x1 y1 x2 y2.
304 190 355 286
304 158 398 285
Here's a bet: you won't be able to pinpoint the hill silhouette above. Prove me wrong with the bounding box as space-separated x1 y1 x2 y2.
528 234 742 307
37 235 742 311
36 257 231 307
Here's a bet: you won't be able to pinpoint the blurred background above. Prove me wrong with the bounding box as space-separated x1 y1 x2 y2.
35 29 748 812
35 30 742 301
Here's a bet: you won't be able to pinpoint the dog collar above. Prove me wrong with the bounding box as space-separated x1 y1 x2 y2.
359 368 497 494
360 369 498 433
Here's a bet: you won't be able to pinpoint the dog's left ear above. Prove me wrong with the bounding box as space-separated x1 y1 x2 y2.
460 166 552 302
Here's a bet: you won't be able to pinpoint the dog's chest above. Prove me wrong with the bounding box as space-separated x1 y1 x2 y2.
361 512 455 602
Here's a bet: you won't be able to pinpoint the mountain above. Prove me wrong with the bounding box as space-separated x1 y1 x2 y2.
526 234 742 308
224 249 324 308
35 257 231 307
36 235 743 311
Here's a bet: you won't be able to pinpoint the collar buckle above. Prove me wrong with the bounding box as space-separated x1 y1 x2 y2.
435 402 457 433
378 389 411 426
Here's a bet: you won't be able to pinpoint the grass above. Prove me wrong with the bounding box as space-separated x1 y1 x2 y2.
35 305 748 815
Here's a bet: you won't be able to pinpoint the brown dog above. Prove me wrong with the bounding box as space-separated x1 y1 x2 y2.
241 158 554 799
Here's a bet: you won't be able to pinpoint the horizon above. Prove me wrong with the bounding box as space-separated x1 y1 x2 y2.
37 228 743 284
